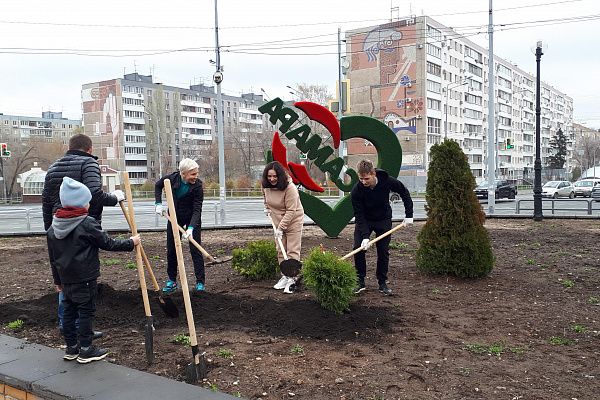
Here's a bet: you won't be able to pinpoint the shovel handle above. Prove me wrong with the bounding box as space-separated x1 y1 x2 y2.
267 213 289 261
341 222 405 261
119 201 161 292
122 173 152 318
161 211 216 262
164 179 198 348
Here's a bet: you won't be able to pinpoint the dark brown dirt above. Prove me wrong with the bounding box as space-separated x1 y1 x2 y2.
1 219 599 400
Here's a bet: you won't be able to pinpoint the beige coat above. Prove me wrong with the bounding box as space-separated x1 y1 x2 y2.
263 180 304 262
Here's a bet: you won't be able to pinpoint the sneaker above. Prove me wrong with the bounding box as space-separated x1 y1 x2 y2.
283 279 296 294
195 283 205 291
162 280 179 292
76 345 108 364
353 280 366 294
273 276 290 290
63 345 79 361
379 283 393 296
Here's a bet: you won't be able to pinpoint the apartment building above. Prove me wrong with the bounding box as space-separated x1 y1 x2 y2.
345 16 573 184
0 111 80 147
81 73 272 184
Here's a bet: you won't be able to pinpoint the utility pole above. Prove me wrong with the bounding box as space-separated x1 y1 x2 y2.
338 27 345 198
486 0 496 214
214 0 226 223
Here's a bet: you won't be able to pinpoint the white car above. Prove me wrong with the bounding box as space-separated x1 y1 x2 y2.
541 181 574 199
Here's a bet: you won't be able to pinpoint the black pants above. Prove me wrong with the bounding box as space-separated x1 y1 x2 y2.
353 218 392 285
61 280 97 348
166 220 205 284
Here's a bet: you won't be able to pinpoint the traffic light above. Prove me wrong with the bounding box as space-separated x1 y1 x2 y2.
0 143 10 157
506 137 514 149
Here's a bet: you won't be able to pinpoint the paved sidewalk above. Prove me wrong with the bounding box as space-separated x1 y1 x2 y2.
0 334 235 400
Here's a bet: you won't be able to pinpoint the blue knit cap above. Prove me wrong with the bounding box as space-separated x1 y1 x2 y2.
59 176 92 208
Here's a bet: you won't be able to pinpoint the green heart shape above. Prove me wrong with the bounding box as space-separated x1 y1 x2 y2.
301 115 403 237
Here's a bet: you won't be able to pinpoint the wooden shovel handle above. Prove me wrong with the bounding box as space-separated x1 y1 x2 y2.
119 201 161 292
341 222 405 260
122 173 152 318
161 211 216 262
164 179 198 348
267 213 289 261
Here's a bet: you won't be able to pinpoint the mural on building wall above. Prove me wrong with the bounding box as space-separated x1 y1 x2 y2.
351 22 423 127
82 81 122 161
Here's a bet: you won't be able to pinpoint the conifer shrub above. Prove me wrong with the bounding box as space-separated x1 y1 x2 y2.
415 140 495 277
302 247 357 314
232 240 279 280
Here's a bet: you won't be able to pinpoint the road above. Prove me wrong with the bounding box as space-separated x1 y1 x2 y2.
1 194 599 235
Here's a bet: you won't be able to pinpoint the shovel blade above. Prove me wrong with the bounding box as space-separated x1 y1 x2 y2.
280 259 302 277
185 345 207 383
145 315 154 364
158 296 179 318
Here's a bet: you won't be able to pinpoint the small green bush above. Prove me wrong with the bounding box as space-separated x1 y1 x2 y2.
232 240 279 280
302 247 357 314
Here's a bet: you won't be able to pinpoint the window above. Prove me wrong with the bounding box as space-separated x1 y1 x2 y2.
427 117 441 134
426 44 441 58
426 25 441 41
467 62 482 77
427 98 441 110
464 108 482 119
426 80 441 93
427 61 441 76
465 93 482 106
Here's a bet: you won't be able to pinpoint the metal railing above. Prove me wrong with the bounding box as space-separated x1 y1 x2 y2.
516 198 600 215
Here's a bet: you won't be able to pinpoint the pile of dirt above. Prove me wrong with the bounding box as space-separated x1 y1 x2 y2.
1 220 599 399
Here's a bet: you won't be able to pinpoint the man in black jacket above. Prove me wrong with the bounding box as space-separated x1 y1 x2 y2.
42 134 123 230
154 158 205 291
42 134 124 335
47 177 139 363
351 159 414 296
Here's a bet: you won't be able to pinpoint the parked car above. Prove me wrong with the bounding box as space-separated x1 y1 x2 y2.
591 185 600 202
573 179 600 197
541 181 574 198
474 180 517 199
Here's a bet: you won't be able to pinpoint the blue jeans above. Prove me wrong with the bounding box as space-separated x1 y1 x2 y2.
58 291 79 328
61 280 97 348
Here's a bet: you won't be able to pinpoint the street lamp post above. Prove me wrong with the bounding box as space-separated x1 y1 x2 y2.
533 41 546 221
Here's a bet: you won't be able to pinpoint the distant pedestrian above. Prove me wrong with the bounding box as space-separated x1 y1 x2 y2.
42 133 125 336
351 159 413 296
261 161 304 293
47 177 139 363
155 159 205 291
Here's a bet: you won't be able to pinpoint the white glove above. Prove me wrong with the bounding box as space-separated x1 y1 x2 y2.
274 229 283 239
263 208 271 216
155 204 163 215
112 190 125 202
183 228 193 241
361 238 371 251
403 217 414 227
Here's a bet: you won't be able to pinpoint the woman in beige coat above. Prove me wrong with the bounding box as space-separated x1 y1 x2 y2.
261 161 304 293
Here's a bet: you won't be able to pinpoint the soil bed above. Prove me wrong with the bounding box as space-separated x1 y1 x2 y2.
1 219 599 399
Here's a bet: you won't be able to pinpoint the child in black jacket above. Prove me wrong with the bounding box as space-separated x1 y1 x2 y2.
47 177 140 363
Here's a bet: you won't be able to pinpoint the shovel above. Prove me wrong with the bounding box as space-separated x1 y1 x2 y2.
341 222 405 260
119 201 179 318
161 211 232 265
163 179 206 383
122 172 154 364
267 213 302 277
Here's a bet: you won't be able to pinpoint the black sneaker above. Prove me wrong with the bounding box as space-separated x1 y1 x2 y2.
379 283 393 296
77 345 108 364
353 280 366 294
63 345 79 361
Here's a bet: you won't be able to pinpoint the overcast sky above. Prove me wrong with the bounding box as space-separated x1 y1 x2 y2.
0 0 598 128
